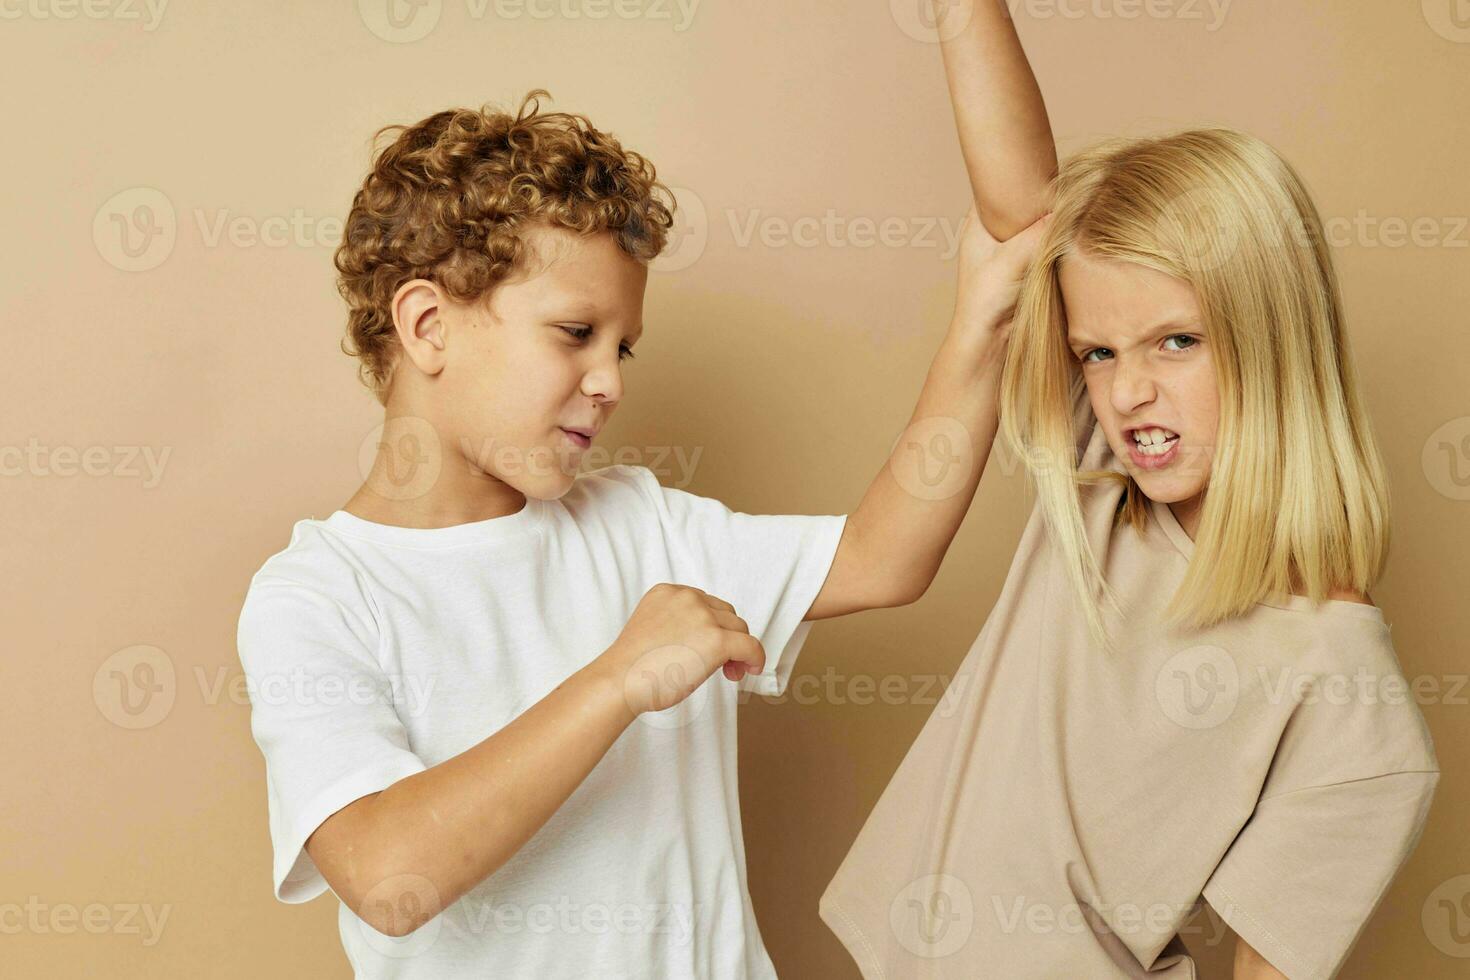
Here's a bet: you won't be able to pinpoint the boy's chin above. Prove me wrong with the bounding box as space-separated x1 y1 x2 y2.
505 467 580 502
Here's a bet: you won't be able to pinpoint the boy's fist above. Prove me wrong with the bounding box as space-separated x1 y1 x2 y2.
600 584 766 717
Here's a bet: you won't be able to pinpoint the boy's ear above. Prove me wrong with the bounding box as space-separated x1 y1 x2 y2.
391 279 450 379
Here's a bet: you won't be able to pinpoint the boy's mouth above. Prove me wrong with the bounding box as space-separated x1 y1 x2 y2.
559 426 596 450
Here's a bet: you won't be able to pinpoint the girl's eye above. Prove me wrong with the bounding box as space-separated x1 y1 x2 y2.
1163 335 1197 352
561 325 636 362
1081 348 1112 364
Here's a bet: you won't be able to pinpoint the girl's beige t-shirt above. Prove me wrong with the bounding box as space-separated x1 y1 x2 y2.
819 391 1439 980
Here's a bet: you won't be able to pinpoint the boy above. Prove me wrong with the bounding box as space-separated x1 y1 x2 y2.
236 90 1046 977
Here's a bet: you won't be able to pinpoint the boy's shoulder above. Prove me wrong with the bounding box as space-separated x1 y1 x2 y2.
243 514 371 606
560 462 666 513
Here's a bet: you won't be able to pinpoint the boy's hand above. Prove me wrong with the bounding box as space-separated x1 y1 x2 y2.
951 205 1052 346
600 584 766 716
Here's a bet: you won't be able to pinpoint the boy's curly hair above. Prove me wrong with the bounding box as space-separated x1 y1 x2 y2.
333 90 675 404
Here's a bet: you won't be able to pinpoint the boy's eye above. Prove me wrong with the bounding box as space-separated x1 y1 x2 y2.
559 324 636 362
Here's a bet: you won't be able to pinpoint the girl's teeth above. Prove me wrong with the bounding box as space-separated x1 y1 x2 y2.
1133 427 1178 446
1135 437 1177 456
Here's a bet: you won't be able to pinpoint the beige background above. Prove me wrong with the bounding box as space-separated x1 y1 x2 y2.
4 1 1466 976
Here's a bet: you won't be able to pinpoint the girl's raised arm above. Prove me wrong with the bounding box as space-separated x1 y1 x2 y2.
937 0 1058 239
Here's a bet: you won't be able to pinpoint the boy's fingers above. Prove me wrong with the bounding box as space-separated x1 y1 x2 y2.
700 593 737 614
726 634 766 674
712 610 750 635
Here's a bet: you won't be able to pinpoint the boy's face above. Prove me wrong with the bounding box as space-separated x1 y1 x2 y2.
394 222 647 502
1060 250 1219 537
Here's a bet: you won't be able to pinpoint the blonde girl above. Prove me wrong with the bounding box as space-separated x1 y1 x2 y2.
820 4 1438 978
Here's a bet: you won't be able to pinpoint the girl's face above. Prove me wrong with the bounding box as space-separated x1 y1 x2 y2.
1059 250 1219 537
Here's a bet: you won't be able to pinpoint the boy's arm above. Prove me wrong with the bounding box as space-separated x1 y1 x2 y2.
938 0 1058 239
802 2 1057 621
305 584 762 936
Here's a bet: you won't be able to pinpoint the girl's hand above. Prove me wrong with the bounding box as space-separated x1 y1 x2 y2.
951 206 1052 345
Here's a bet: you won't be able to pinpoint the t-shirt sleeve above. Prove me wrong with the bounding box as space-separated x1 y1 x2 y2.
1200 637 1439 979
237 578 429 904
1202 770 1437 979
626 466 847 698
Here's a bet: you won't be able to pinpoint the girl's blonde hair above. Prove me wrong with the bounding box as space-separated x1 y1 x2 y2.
998 129 1391 652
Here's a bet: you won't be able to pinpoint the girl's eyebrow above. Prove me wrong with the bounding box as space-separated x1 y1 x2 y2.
1068 317 1201 352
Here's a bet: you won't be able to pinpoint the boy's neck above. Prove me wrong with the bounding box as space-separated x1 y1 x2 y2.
345 438 530 529
342 485 530 529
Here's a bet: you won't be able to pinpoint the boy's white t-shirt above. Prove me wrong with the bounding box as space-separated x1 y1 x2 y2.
236 463 847 979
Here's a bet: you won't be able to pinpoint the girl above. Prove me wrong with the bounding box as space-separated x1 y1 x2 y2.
820 4 1438 979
